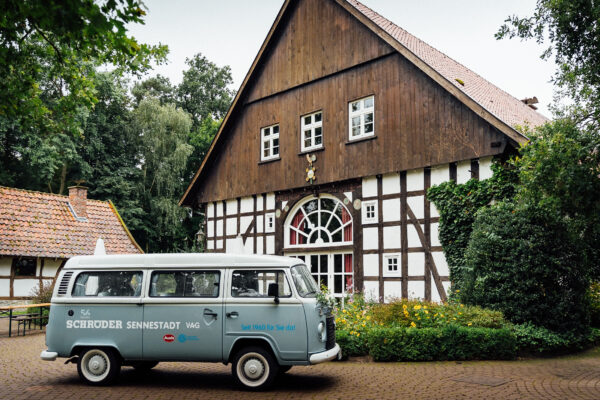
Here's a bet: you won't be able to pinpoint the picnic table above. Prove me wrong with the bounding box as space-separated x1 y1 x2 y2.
0 303 50 337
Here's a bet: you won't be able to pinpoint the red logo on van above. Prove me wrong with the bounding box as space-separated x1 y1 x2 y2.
163 334 175 343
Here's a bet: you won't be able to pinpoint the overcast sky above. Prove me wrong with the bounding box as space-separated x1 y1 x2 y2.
127 0 556 118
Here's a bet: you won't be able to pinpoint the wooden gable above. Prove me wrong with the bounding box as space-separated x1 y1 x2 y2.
181 0 529 206
244 0 394 103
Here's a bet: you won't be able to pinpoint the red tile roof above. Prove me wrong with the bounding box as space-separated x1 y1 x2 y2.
346 0 549 129
0 186 143 258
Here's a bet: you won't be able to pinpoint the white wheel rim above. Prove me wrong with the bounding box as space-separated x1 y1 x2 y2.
81 349 110 382
236 352 269 387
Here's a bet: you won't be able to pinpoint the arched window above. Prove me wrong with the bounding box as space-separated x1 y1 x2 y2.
286 196 352 247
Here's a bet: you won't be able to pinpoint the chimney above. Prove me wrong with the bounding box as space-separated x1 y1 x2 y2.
68 186 88 219
521 96 539 110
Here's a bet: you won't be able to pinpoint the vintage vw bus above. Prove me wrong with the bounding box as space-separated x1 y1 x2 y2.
41 253 340 390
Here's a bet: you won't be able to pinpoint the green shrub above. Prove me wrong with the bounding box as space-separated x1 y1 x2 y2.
27 281 54 326
463 202 589 333
512 323 600 354
366 326 516 361
336 329 368 357
590 283 600 328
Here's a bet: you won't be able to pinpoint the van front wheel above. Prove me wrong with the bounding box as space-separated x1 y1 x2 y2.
77 348 120 385
232 346 278 390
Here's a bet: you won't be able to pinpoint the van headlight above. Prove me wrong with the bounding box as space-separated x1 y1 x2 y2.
318 322 326 342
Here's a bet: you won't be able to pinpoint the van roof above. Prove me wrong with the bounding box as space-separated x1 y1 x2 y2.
63 253 303 270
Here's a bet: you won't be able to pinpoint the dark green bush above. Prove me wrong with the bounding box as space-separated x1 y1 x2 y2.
512 323 600 354
463 203 589 333
336 329 368 358
366 326 516 361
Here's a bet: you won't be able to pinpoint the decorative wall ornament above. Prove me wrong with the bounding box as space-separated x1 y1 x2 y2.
305 154 317 184
353 199 362 210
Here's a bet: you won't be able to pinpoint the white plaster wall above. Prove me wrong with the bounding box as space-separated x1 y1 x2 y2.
382 198 400 222
431 203 440 218
408 253 425 276
431 278 442 303
479 156 494 180
226 238 239 252
407 195 424 219
36 259 42 276
0 257 12 276
407 281 425 300
207 221 214 238
216 202 223 217
13 279 38 297
363 254 379 277
265 236 275 254
207 241 214 250
216 239 223 250
216 220 224 237
407 224 424 248
266 193 275 210
42 259 62 277
207 203 214 218
406 169 424 191
431 222 441 247
0 279 9 297
430 164 450 186
256 216 264 233
226 199 238 215
240 196 254 213
240 216 253 234
432 252 449 276
456 160 472 184
256 237 264 255
226 218 237 236
382 173 400 195
362 176 378 198
257 197 264 212
383 226 401 249
243 238 254 254
362 227 379 250
363 281 379 302
384 281 402 302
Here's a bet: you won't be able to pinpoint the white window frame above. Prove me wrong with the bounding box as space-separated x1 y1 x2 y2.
300 110 323 152
265 213 275 233
362 200 378 224
348 95 375 140
261 124 280 161
383 254 401 277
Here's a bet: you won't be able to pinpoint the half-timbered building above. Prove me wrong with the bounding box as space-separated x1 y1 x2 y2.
0 186 142 301
180 0 548 302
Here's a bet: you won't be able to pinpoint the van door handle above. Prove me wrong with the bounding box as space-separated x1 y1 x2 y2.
203 309 218 318
226 311 239 319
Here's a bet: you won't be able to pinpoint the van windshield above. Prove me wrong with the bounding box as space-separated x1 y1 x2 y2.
291 264 319 297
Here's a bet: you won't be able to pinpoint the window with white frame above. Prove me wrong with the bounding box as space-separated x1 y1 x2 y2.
261 124 280 161
301 111 323 151
362 200 377 223
385 255 400 274
265 213 275 233
349 96 374 140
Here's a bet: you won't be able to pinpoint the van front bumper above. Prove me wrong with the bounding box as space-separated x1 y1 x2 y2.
309 343 341 364
40 350 58 361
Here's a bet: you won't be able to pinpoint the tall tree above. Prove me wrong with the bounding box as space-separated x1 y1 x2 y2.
497 0 600 128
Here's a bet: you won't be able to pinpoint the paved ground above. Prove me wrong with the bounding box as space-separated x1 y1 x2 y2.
1 330 600 399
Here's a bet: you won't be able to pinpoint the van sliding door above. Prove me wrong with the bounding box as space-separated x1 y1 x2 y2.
142 270 223 361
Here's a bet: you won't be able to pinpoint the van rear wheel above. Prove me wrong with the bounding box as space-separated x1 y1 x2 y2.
77 348 120 386
232 346 278 390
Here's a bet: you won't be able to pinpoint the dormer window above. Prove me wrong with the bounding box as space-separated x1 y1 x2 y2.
301 111 323 152
261 124 280 161
349 96 374 140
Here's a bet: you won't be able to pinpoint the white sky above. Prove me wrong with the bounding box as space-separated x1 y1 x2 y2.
128 0 556 118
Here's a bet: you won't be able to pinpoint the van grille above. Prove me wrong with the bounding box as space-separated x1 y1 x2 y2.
326 315 336 350
57 271 73 295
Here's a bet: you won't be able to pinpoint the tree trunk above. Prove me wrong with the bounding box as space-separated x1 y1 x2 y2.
58 163 67 195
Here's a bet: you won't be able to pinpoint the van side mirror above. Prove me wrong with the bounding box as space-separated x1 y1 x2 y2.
268 283 280 304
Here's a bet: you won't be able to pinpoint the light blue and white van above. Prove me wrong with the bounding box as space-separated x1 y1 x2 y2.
41 253 340 390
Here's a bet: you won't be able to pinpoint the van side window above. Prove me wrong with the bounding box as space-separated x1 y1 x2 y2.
150 271 220 297
231 270 291 298
72 271 143 297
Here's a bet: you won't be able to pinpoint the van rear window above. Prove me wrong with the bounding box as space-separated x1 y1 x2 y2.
72 271 143 297
150 271 220 297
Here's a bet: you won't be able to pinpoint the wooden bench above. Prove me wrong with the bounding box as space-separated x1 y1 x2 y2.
0 303 51 337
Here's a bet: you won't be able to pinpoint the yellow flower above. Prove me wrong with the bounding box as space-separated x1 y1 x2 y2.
423 305 428 309
440 314 444 317
458 312 462 315
366 316 371 320
342 309 347 313
467 323 472 326
414 305 422 310
403 304 408 309
424 310 429 314
410 322 416 328
453 317 457 320
384 338 388 344
357 333 360 337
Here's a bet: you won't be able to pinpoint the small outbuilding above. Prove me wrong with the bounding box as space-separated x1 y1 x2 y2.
0 186 142 301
